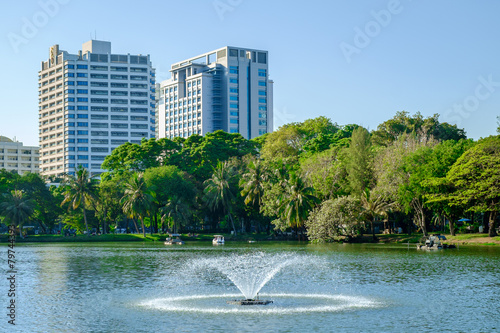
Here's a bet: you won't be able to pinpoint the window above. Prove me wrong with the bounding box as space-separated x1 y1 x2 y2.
111 124 128 129
77 155 88 160
110 75 127 80
91 106 108 111
130 91 147 97
77 97 88 102
77 81 88 86
91 115 108 120
230 103 238 108
77 73 88 77
259 90 267 96
77 89 88 94
77 147 88 151
91 98 108 103
111 91 128 96
230 111 238 116
65 89 75 94
230 119 238 124
90 65 108 71
91 82 108 87
91 123 108 128
90 74 108 79
259 81 267 86
91 131 108 136
77 64 88 69
230 95 238 101
77 131 88 136
111 115 128 120
65 64 75 69
77 114 88 118
65 73 74 77
258 98 267 103
91 139 108 144
229 78 238 84
131 108 147 113
77 122 88 127
258 69 267 77
259 106 267 111
111 83 128 88
91 147 108 152
229 66 238 74
111 99 128 104
130 83 147 89
130 75 147 81
110 66 127 72
91 90 108 95
229 88 238 93
77 106 88 110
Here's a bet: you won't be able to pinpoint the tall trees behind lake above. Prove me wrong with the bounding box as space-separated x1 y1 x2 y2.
1 112 499 240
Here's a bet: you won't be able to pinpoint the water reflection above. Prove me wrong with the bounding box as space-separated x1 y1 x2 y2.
6 242 500 333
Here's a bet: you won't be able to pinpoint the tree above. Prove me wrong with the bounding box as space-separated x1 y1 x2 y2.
160 195 190 233
277 172 320 237
371 111 466 146
360 189 394 240
240 159 267 207
121 173 156 237
446 136 500 236
61 165 99 236
345 127 373 196
0 190 36 238
306 196 362 242
204 161 238 235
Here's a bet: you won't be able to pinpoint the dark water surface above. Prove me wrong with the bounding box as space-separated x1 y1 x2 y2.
3 241 499 332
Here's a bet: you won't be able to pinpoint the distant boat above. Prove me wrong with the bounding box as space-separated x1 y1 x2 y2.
213 235 224 245
165 233 185 245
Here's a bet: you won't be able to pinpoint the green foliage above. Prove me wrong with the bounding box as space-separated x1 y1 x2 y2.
121 172 157 237
344 127 373 196
0 190 36 237
306 196 362 242
371 111 466 146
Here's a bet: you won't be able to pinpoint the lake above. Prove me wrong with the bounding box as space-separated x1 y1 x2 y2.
4 241 500 332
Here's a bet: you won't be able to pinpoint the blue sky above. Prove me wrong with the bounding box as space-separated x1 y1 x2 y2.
1 0 499 146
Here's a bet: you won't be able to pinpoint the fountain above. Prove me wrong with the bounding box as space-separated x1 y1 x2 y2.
140 250 380 314
192 252 300 305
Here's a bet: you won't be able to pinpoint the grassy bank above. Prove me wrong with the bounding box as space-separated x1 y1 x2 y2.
1 232 499 245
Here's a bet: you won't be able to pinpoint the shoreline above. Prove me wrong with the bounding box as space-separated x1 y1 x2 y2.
0 233 499 245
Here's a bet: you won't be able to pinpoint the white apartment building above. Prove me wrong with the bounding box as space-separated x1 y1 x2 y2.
157 46 273 140
38 40 156 178
0 136 39 174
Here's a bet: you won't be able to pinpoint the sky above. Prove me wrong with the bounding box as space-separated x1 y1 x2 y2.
1 0 499 146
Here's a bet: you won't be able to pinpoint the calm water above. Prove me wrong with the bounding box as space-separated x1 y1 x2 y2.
2 241 500 333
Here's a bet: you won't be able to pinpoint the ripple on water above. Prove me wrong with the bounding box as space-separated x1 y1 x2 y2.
138 293 382 314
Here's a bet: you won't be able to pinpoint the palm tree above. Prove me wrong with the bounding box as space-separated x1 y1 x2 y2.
278 172 320 238
160 195 190 234
204 161 237 235
360 189 394 240
61 165 98 236
240 159 267 207
121 173 156 237
0 190 36 238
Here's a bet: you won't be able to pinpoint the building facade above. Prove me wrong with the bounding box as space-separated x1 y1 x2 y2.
38 40 156 178
157 46 273 140
0 136 39 174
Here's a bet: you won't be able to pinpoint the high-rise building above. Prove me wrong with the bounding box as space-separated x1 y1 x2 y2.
38 40 156 178
0 136 39 175
157 46 273 140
